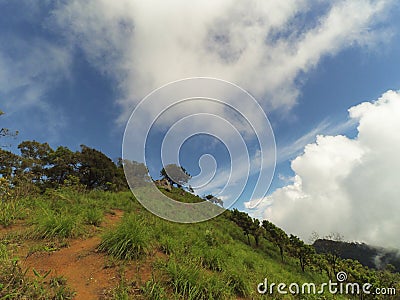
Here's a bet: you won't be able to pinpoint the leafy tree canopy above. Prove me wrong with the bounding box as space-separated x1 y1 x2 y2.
160 164 191 188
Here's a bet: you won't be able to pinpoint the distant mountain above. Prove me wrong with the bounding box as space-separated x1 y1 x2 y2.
313 239 400 273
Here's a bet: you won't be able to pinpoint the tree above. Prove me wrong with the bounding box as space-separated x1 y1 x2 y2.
250 218 265 247
204 194 224 207
123 159 150 188
231 208 254 245
160 164 191 188
289 234 315 272
47 146 79 185
313 233 345 277
0 149 21 178
262 220 289 262
77 145 118 190
18 140 53 185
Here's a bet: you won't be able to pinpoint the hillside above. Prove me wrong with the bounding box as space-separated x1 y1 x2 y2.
0 186 398 299
313 239 400 273
0 142 399 299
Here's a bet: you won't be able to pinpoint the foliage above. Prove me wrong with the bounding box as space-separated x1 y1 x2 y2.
77 144 119 190
83 207 103 226
262 219 289 262
230 208 254 245
289 234 315 272
0 141 129 192
123 159 150 188
160 164 191 188
141 278 167 299
0 177 26 227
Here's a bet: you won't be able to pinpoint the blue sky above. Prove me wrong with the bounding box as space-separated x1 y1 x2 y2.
1 1 400 246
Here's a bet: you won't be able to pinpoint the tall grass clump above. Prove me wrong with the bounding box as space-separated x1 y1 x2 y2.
158 260 234 300
83 207 103 226
0 177 26 227
33 210 79 239
0 200 24 227
224 270 251 298
0 243 8 261
163 260 203 299
141 278 167 300
200 248 226 272
98 214 151 260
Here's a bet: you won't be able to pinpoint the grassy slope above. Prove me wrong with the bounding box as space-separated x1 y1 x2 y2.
0 187 367 299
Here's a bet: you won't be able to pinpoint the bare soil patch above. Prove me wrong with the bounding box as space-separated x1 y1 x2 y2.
20 209 132 300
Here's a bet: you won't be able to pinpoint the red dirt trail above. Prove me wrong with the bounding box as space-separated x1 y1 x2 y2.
20 210 131 300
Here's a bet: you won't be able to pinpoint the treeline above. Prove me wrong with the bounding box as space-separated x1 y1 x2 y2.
0 140 127 193
314 239 400 273
230 209 313 272
229 209 399 297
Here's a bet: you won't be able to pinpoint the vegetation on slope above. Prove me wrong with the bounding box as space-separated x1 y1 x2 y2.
0 139 398 299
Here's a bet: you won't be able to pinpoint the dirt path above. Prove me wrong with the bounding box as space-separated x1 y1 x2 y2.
22 210 125 300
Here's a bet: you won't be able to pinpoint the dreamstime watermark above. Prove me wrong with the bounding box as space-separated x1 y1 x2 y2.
257 271 396 296
122 77 276 223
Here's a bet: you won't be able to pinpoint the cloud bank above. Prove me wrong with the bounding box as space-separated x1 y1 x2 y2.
246 90 400 249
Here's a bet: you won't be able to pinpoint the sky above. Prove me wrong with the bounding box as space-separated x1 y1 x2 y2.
1 1 400 247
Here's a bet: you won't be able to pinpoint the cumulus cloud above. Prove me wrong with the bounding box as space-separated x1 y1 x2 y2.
246 90 400 249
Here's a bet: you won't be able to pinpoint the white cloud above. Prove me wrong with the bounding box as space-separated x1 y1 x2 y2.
277 117 358 164
246 90 400 248
50 0 393 121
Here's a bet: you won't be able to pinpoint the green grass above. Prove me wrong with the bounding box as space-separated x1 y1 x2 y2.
33 210 79 239
0 258 75 299
0 188 397 299
141 278 167 300
83 207 104 226
0 199 26 227
98 214 151 260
